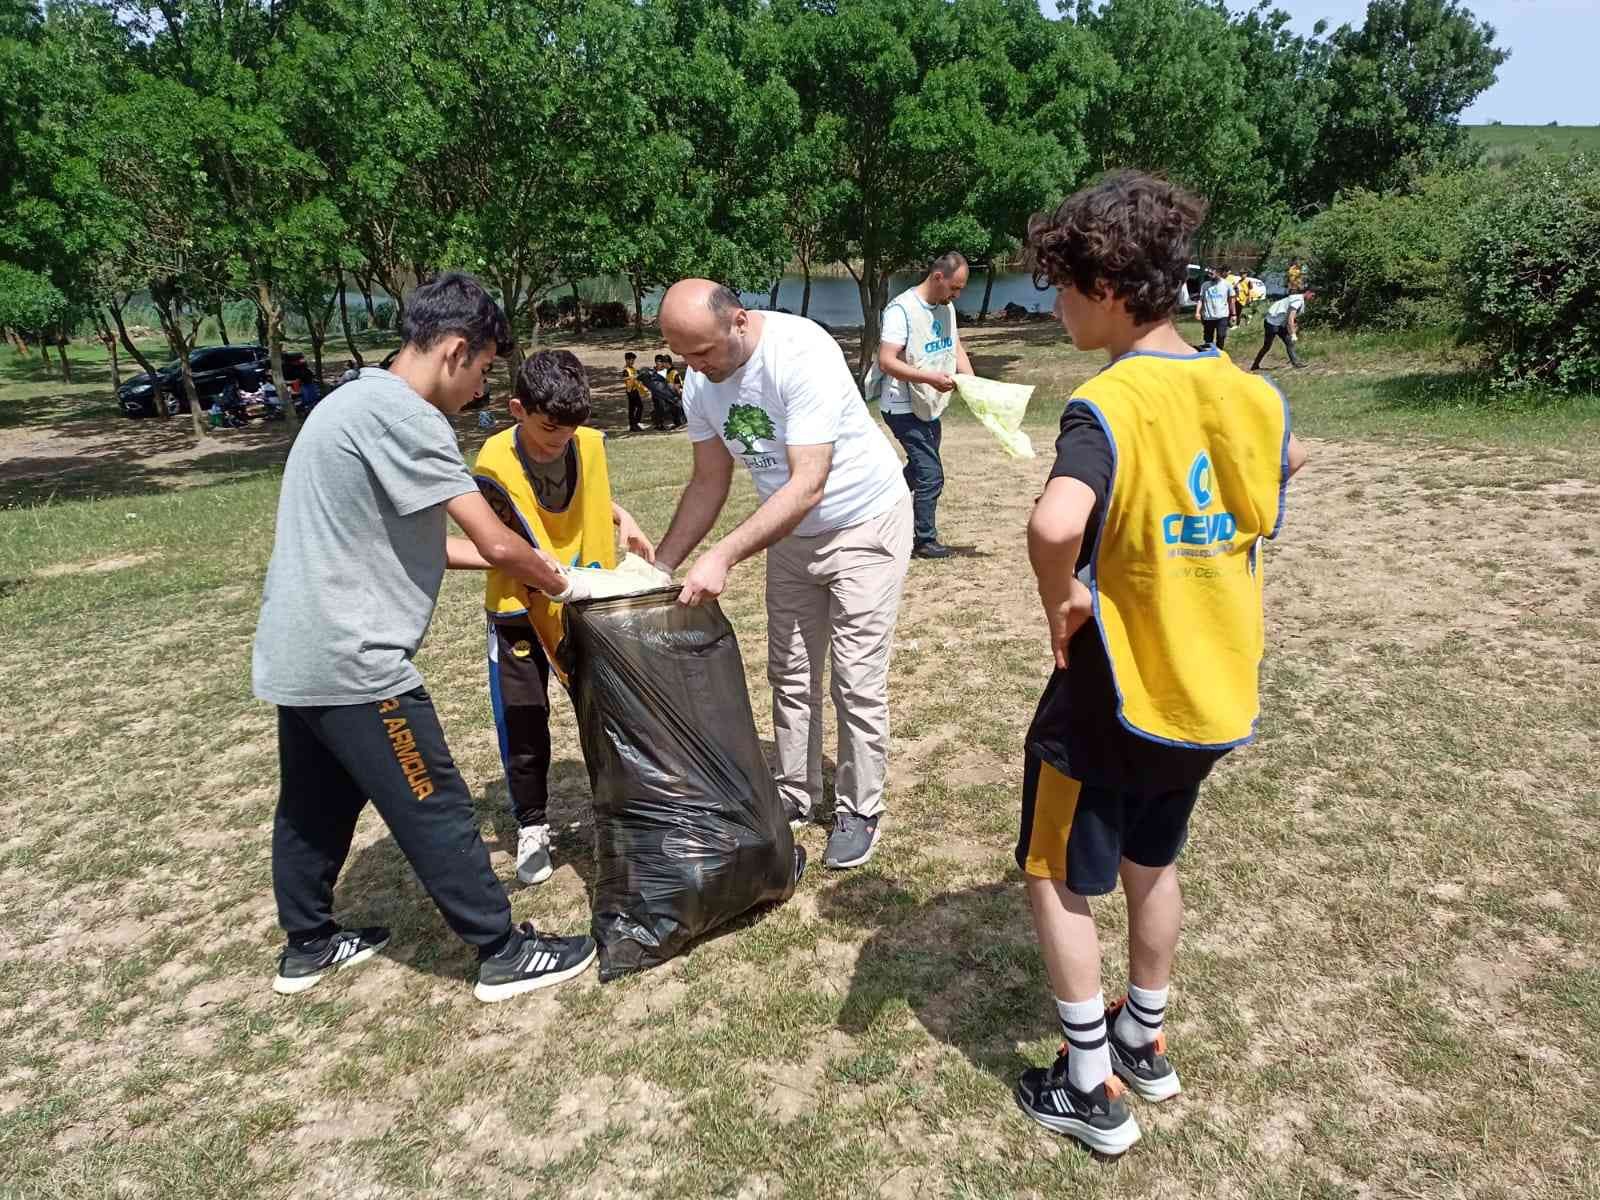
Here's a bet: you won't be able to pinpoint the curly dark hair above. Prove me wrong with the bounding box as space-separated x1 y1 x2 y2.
1025 172 1206 324
400 271 513 358
514 350 591 426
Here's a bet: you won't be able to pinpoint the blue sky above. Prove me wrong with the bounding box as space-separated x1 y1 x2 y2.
1052 1 1595 126
1251 0 1595 125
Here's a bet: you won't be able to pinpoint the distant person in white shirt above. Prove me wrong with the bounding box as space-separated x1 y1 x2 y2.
654 280 913 871
1194 268 1236 350
1251 290 1316 370
875 252 974 560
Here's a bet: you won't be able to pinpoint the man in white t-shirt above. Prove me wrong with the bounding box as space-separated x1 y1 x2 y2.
875 251 973 560
1251 290 1315 371
654 279 913 870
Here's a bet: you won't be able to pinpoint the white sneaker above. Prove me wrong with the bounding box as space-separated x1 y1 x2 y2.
515 824 553 885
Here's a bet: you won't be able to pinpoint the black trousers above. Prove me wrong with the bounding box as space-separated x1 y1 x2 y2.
1202 317 1229 349
628 389 644 429
487 618 555 828
272 687 513 954
1252 323 1302 369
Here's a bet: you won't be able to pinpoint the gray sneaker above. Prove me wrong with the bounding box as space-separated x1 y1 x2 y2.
824 812 881 869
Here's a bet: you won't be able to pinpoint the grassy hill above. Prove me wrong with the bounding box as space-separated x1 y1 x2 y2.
1467 123 1600 166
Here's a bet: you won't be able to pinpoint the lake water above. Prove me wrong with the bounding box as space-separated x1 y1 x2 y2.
645 271 1058 328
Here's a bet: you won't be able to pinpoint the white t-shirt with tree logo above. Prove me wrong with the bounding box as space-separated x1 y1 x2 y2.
684 312 907 537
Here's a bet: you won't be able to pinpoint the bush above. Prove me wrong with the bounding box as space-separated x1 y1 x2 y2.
1300 169 1498 329
372 300 397 331
1461 156 1600 392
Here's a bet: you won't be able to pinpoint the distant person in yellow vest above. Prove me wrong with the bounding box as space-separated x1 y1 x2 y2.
473 350 658 886
1013 172 1308 1156
623 352 648 432
1286 259 1304 295
875 251 974 560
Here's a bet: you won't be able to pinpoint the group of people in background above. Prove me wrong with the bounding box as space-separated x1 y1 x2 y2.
622 350 686 432
1194 258 1315 371
251 170 1310 1161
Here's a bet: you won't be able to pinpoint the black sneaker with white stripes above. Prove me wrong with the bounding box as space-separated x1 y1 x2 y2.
1014 1045 1141 1156
474 920 597 1003
1107 996 1182 1101
272 926 391 995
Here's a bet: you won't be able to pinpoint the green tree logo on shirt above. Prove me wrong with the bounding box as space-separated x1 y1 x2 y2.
723 404 776 453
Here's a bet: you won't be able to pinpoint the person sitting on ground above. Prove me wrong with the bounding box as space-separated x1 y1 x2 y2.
251 272 598 1006
1251 289 1315 371
337 359 360 387
470 350 659 887
1014 171 1308 1156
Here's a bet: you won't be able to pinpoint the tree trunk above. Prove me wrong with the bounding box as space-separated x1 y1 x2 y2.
153 285 206 437
37 335 54 377
109 296 159 378
632 272 644 329
255 306 268 345
979 261 997 322
572 282 584 335
801 263 813 318
56 332 73 383
96 312 122 392
213 300 231 345
336 268 364 367
6 329 29 356
852 259 891 375
257 281 298 433
768 279 781 310
526 291 541 350
357 273 376 323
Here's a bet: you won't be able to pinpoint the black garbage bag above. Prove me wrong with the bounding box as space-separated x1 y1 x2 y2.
560 589 799 981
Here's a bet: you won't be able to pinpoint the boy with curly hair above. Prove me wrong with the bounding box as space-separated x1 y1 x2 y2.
1012 173 1308 1154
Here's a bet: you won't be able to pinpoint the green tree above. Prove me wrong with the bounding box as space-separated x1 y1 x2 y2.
1305 0 1507 206
1461 155 1600 392
723 403 776 453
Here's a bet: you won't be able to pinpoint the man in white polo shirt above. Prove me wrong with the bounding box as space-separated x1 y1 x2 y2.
654 279 913 870
874 252 974 560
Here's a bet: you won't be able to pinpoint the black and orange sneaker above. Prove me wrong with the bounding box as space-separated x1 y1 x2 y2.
1106 997 1182 1102
1014 1043 1141 1155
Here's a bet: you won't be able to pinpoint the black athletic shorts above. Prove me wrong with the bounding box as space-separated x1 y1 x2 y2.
1014 753 1201 896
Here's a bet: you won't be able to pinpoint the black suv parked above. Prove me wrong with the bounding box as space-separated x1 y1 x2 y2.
118 345 311 417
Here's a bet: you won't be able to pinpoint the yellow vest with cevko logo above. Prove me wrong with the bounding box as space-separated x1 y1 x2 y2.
472 424 616 678
1073 347 1289 748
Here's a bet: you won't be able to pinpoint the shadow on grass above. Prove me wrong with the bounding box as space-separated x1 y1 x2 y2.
333 758 595 987
819 873 1041 1087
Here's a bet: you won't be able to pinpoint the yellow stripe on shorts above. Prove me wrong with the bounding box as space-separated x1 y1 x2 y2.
1021 760 1082 880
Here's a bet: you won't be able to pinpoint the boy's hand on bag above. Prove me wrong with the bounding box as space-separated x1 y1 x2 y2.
1041 576 1094 669
617 511 656 562
550 570 592 605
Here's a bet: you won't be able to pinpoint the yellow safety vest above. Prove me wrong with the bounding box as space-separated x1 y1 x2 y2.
624 365 644 397
472 424 616 677
1073 349 1288 748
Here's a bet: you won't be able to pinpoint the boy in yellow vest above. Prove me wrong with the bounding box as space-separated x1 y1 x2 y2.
473 350 659 885
623 352 647 432
1013 172 1308 1156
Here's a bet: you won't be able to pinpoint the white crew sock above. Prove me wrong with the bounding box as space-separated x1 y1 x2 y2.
1056 992 1111 1094
1115 982 1168 1047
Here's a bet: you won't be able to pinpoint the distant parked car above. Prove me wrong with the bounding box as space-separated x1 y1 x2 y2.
118 345 312 417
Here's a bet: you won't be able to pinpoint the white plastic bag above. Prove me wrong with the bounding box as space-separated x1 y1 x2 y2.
567 553 673 600
954 374 1035 459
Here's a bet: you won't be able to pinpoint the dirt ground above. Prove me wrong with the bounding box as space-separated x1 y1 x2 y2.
2 327 1598 1198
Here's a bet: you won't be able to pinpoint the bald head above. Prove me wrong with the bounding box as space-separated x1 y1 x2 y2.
660 278 760 382
661 279 742 336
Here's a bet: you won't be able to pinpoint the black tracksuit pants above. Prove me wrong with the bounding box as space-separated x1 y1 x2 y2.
271 687 514 956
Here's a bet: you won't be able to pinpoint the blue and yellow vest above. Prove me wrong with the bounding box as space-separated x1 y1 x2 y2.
472 425 615 678
1073 348 1288 748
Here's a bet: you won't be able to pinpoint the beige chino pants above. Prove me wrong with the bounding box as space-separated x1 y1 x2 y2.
765 494 913 820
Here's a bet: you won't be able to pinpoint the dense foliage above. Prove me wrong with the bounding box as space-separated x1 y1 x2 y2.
2 0 1511 419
